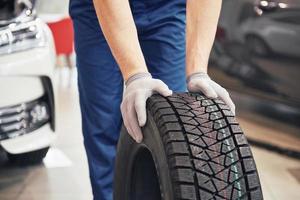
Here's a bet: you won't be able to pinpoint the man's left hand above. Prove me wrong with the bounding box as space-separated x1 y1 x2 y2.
187 72 236 115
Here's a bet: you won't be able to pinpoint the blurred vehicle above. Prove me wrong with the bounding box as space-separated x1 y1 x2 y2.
210 0 300 125
0 0 56 164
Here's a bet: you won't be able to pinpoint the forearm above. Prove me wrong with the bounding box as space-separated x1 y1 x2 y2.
93 0 148 81
186 0 222 76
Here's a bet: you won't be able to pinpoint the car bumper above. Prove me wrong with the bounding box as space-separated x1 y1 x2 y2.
0 94 55 154
0 123 55 154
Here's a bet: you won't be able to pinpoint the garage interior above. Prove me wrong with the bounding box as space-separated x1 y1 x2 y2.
0 74 299 200
1 0 300 199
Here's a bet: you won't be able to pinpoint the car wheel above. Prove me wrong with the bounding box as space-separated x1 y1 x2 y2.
114 93 263 200
246 35 270 56
7 147 49 165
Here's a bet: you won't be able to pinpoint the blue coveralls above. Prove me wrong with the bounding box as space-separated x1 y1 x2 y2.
69 0 186 199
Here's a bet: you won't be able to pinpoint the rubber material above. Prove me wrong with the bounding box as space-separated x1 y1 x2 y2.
114 93 263 200
7 147 49 166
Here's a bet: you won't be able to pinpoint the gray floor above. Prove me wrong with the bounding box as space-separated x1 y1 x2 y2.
0 69 299 200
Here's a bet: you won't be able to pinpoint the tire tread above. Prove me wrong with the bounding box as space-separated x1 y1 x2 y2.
148 93 263 200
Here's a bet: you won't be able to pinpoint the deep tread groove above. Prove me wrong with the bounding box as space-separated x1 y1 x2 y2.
213 98 259 200
165 95 202 200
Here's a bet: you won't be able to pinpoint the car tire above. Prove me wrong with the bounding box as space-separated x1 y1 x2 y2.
114 93 263 200
7 147 49 165
246 35 270 57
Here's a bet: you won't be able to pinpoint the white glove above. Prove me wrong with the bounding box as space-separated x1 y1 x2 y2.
121 73 172 143
187 72 235 115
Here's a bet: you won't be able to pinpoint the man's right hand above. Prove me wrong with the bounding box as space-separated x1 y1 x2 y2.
121 73 172 143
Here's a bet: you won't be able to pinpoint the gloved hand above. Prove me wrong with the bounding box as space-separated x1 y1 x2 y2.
121 73 172 143
187 72 235 115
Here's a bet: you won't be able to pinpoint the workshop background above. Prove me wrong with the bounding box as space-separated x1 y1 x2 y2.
0 0 299 199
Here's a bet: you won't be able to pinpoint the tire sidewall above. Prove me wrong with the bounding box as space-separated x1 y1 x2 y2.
114 112 174 200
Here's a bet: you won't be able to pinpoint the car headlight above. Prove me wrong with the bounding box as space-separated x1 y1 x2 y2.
0 19 46 55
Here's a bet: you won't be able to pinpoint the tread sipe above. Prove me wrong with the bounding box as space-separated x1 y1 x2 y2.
147 93 263 200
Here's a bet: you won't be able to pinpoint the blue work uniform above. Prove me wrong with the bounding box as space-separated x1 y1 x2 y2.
69 0 186 199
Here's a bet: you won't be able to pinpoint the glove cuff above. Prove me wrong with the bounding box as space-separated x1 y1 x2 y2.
126 72 152 86
186 72 209 84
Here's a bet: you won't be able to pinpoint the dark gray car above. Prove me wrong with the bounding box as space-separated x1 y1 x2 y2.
209 0 300 125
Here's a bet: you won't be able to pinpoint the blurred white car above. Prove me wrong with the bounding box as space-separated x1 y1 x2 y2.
0 0 56 165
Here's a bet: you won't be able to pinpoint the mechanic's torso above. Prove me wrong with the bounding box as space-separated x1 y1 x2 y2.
69 0 186 21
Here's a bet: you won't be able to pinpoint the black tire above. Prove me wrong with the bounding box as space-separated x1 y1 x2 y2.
7 147 49 166
246 35 270 57
114 93 263 200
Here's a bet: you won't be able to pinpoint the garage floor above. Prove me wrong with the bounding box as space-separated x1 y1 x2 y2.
0 69 299 200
